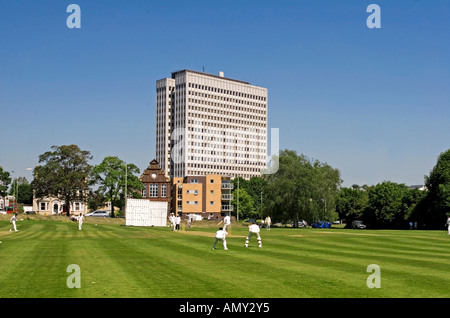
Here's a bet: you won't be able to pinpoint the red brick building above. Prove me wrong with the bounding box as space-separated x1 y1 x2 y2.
140 160 171 210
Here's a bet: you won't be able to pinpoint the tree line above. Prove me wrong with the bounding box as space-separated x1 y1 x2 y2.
336 149 450 229
2 144 449 229
1 145 143 217
0 175 33 207
231 150 341 225
232 148 450 230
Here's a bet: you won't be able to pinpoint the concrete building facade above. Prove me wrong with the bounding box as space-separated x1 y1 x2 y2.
156 69 268 180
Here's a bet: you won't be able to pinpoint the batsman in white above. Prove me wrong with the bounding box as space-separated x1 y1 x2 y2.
245 222 262 248
222 214 231 232
212 227 228 250
9 213 18 232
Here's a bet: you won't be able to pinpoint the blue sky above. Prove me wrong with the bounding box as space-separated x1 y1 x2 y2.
0 0 449 187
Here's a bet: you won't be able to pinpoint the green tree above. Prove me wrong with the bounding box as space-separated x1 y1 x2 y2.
336 187 369 224
263 149 341 225
18 183 33 205
231 188 255 219
247 176 267 216
232 176 267 216
9 177 33 204
310 161 341 222
90 156 143 217
418 149 450 228
87 189 106 212
0 167 12 198
232 177 248 193
402 188 426 224
263 150 309 225
32 145 92 216
364 181 410 228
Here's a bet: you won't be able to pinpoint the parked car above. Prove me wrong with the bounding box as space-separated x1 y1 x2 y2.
311 221 331 228
299 220 308 227
0 210 6 214
86 210 110 217
243 219 263 227
24 211 36 215
351 220 366 229
290 220 308 227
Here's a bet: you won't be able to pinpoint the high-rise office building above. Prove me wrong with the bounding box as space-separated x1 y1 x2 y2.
156 69 268 179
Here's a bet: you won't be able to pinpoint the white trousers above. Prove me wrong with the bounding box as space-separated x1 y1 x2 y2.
10 221 17 232
213 238 227 250
245 232 262 247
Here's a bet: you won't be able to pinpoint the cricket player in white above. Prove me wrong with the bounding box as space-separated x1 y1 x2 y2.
10 213 18 232
175 215 181 231
265 216 271 230
223 214 231 232
446 216 450 235
212 227 228 250
169 213 176 231
78 213 84 230
245 222 262 248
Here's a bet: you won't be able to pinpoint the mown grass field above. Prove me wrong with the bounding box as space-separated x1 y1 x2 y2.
0 215 449 298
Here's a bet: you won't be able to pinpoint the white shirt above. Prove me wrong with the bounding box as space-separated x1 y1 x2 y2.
224 215 231 225
175 216 181 224
10 215 17 222
215 230 228 239
249 224 260 233
78 215 84 223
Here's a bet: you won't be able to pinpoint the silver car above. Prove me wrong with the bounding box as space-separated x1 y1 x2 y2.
351 220 366 229
86 210 110 217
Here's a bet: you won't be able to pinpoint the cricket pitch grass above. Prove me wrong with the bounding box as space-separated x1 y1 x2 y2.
0 216 449 298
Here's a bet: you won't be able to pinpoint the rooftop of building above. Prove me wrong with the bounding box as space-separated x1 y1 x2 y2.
171 69 251 85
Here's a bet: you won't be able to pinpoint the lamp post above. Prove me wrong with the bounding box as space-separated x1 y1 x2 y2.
11 171 17 211
237 177 239 221
10 168 32 212
124 163 127 218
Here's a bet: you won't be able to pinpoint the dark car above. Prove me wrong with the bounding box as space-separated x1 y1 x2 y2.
351 220 366 229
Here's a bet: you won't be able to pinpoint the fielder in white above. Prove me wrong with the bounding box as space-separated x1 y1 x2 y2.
10 213 18 232
78 213 84 230
265 216 271 230
245 222 262 248
212 227 228 250
169 213 176 231
446 216 450 235
175 215 181 231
